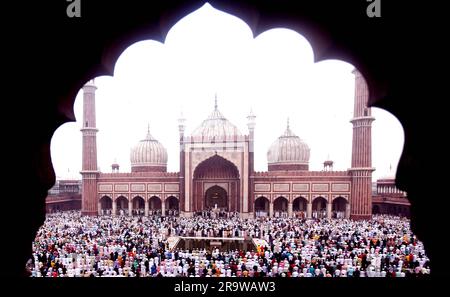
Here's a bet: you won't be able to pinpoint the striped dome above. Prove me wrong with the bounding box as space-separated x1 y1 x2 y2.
267 121 310 170
130 127 167 172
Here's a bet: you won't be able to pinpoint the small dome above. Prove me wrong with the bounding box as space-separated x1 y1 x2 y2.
267 120 310 171
130 127 167 172
191 97 241 140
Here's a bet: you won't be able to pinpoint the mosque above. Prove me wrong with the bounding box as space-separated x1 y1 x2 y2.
71 70 409 220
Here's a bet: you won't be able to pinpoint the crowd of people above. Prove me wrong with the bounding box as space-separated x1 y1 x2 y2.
195 208 240 219
100 209 180 216
28 211 430 277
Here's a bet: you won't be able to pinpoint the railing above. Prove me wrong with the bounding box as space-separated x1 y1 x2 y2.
253 171 350 177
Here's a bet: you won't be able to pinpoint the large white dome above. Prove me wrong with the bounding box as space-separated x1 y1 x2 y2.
130 127 167 172
267 121 310 171
191 100 241 140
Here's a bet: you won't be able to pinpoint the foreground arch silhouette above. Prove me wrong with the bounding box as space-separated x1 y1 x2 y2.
7 0 441 283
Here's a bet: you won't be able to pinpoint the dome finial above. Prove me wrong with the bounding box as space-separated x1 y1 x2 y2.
287 117 290 130
214 93 218 111
389 163 394 175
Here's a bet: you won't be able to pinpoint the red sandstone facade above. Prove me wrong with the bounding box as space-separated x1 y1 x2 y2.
77 71 384 219
349 70 375 220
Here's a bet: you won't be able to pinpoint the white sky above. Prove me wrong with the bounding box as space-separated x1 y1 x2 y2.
50 3 404 181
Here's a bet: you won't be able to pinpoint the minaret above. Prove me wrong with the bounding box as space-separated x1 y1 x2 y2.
349 70 375 220
178 111 186 215
247 109 256 214
80 79 99 216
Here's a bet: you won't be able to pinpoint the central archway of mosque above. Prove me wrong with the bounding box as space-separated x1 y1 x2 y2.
193 155 240 212
205 185 228 210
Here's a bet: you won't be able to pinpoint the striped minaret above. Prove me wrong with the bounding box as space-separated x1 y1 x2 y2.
349 70 375 220
80 80 99 216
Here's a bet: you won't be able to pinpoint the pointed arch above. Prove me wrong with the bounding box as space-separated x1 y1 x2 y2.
99 195 113 215
148 195 162 210
293 196 308 218
312 196 327 219
193 154 240 212
273 196 288 217
193 154 240 179
115 195 129 216
204 185 228 211
254 196 269 217
132 195 145 216
165 196 179 216
332 196 348 219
